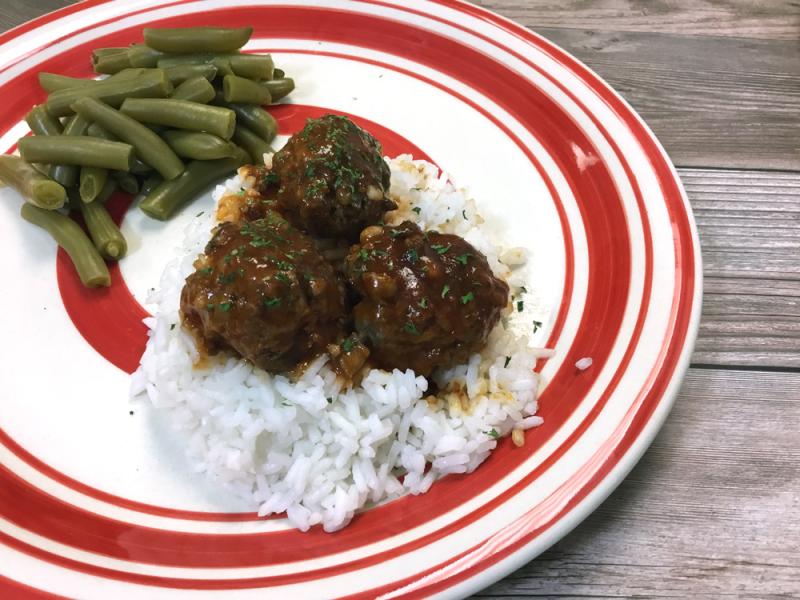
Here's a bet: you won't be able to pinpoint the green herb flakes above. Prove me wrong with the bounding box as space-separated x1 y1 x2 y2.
219 302 232 312
504 356 511 368
517 300 524 312
486 428 500 439
412 206 421 214
403 321 419 335
460 292 475 304
455 253 471 266
533 320 542 333
441 284 450 298
342 338 355 352
263 297 281 309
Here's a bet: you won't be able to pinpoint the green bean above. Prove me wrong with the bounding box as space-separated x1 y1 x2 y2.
38 72 93 92
140 173 163 196
163 63 218 84
232 124 272 163
170 76 215 103
79 183 127 260
0 156 65 209
49 113 92 187
157 53 272 79
84 122 151 173
143 27 253 54
26 105 64 135
72 97 184 180
120 98 236 140
273 68 285 79
139 148 249 220
261 77 295 102
45 69 173 117
112 171 140 194
19 136 133 171
93 47 128 58
222 74 271 105
93 50 132 75
107 67 152 81
20 203 110 287
161 130 238 160
79 166 108 203
128 44 164 68
156 55 232 76
214 95 277 142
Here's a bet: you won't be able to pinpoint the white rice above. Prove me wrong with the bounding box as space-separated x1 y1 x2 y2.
131 154 547 532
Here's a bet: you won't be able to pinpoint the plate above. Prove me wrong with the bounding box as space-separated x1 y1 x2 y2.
0 1 702 598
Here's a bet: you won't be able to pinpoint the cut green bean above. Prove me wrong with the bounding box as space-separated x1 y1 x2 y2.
170 76 215 103
157 53 272 79
93 50 132 75
223 74 271 105
72 97 184 180
120 98 236 139
19 136 134 171
38 72 95 92
163 63 218 84
107 67 152 81
79 166 108 203
93 47 128 58
45 69 173 117
143 27 253 54
26 105 64 135
214 95 277 142
139 149 249 220
128 44 164 68
79 184 127 260
85 122 150 173
49 113 92 188
272 68 285 79
232 124 272 163
20 203 110 287
161 130 238 160
112 171 140 194
261 77 295 102
0 156 65 209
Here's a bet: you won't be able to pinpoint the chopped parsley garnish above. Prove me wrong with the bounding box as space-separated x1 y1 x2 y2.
431 243 451 255
170 323 176 331
388 229 402 238
533 320 542 333
412 206 421 214
303 273 315 281
486 428 500 439
460 292 475 304
195 211 204 217
418 297 429 309
517 300 524 312
403 321 419 335
441 284 450 298
520 286 527 293
357 248 370 262
206 302 215 311
199 266 213 276
455 253 471 265
504 356 511 368
274 260 294 271
327 397 333 404
342 338 355 352
462 209 467 220
263 297 281 309
219 302 233 312
276 273 291 284
218 271 238 284
405 248 419 263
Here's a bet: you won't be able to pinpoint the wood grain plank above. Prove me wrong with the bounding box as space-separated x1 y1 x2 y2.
0 0 73 31
477 367 800 599
535 28 800 171
473 0 800 41
679 168 800 368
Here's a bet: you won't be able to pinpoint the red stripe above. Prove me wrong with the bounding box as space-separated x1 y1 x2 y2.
0 573 63 600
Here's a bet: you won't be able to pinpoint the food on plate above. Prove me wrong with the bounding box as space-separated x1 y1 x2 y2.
269 114 396 239
181 215 348 373
344 220 509 376
133 128 547 531
1 26 291 287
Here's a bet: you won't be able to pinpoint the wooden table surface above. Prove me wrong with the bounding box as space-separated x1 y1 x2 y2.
2 1 798 598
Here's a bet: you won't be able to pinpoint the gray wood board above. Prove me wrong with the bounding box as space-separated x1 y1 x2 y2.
477 366 800 599
473 0 800 41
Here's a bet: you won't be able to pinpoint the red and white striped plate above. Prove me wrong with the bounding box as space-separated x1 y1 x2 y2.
0 1 702 598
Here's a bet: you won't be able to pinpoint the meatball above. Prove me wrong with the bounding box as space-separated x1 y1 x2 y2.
344 221 509 375
181 211 347 373
270 114 396 239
